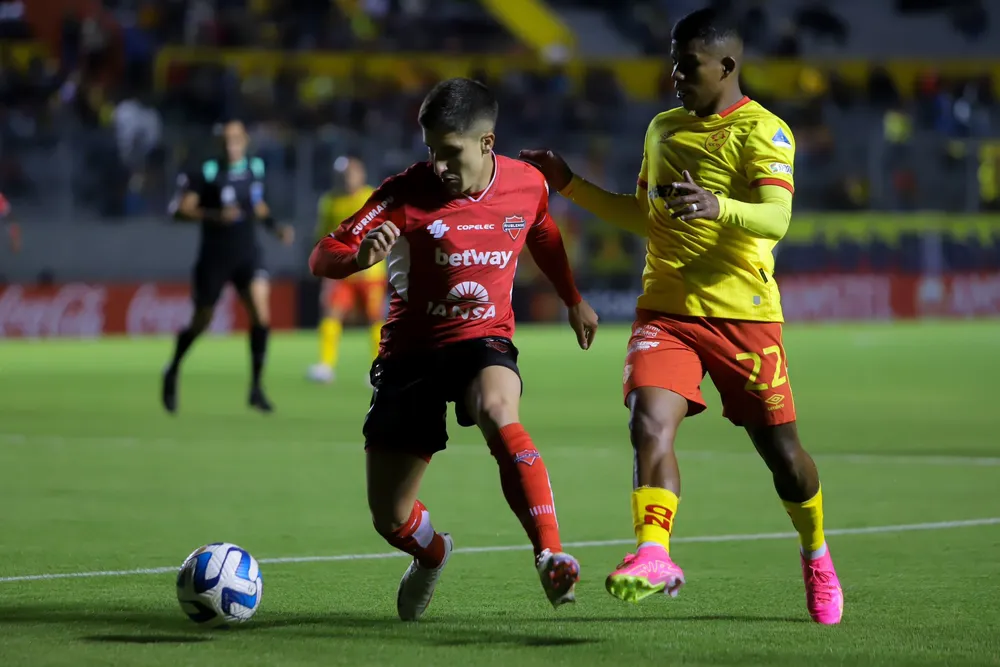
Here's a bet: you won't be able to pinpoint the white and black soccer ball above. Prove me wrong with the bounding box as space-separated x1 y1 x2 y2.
176 542 263 627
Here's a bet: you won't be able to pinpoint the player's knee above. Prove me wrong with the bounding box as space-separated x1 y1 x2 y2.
750 423 810 475
475 391 519 434
629 407 679 455
369 503 411 537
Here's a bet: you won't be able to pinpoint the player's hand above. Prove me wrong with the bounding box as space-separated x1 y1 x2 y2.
568 300 599 350
517 149 574 192
667 171 720 221
221 205 243 224
357 221 400 269
278 224 295 245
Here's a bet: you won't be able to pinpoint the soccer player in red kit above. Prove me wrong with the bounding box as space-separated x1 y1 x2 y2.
309 78 600 621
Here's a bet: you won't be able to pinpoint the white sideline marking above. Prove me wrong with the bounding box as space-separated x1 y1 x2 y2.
1 517 998 585
2 433 999 467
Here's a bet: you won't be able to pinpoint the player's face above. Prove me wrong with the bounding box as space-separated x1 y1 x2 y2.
223 122 249 162
424 128 494 195
344 159 366 191
670 39 726 112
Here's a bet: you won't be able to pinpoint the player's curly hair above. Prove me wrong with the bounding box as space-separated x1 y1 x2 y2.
418 78 498 134
671 8 742 45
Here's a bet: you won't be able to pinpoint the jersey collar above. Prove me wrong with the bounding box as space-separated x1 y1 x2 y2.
718 96 751 118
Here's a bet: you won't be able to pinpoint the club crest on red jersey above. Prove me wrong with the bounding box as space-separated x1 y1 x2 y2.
502 215 526 240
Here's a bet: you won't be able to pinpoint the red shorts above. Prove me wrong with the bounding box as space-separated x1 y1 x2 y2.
324 278 386 322
622 310 796 427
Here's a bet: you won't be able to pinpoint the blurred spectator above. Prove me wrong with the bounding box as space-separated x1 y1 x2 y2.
0 0 29 40
868 66 901 110
795 3 849 47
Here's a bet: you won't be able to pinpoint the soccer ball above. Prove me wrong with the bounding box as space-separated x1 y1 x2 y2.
176 542 263 627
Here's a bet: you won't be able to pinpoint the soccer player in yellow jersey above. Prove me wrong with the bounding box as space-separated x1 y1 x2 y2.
308 157 387 384
521 9 843 624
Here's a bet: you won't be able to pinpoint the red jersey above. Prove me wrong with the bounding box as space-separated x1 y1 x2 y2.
309 154 581 357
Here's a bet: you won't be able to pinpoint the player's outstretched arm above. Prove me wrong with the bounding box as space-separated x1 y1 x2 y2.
526 214 598 350
519 149 648 236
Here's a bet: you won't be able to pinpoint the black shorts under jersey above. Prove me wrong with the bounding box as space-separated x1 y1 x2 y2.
363 336 522 458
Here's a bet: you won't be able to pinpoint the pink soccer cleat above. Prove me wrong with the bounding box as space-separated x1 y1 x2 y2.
605 545 685 603
801 548 844 624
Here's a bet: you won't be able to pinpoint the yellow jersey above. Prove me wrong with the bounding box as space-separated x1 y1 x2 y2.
317 187 387 283
638 97 795 322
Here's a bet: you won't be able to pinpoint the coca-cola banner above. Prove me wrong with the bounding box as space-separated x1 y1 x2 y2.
578 273 1000 323
0 282 297 338
780 273 1000 321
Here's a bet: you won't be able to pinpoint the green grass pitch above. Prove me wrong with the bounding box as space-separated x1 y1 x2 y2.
1 322 999 666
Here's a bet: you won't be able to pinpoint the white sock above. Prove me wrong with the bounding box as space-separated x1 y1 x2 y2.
801 542 828 560
638 541 665 552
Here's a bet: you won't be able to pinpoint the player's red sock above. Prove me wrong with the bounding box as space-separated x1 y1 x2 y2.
488 423 562 556
379 499 447 569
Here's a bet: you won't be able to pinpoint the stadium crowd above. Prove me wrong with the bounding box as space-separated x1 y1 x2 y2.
1 0 999 285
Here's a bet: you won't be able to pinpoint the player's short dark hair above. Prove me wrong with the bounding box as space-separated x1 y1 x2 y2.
418 78 498 134
671 8 742 46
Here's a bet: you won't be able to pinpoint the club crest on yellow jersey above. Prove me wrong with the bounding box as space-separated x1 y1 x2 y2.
705 129 731 152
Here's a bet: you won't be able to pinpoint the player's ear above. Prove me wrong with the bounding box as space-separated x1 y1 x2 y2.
481 132 495 154
721 57 737 80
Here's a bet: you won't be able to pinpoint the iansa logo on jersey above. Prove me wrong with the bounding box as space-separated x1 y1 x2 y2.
352 196 394 235
705 129 731 152
502 215 526 240
435 247 513 268
427 281 496 320
427 219 450 239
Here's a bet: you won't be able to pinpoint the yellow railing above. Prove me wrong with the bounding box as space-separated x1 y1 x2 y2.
9 41 998 104
153 46 1000 102
781 214 1000 244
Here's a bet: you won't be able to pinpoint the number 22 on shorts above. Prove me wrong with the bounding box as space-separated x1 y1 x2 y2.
735 346 787 392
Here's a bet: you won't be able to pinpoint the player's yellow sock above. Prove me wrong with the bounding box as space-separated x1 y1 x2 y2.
369 320 383 360
319 318 342 368
782 486 826 554
631 486 679 552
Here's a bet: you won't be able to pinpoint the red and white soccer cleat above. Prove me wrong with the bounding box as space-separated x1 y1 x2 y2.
396 533 454 621
536 549 580 608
